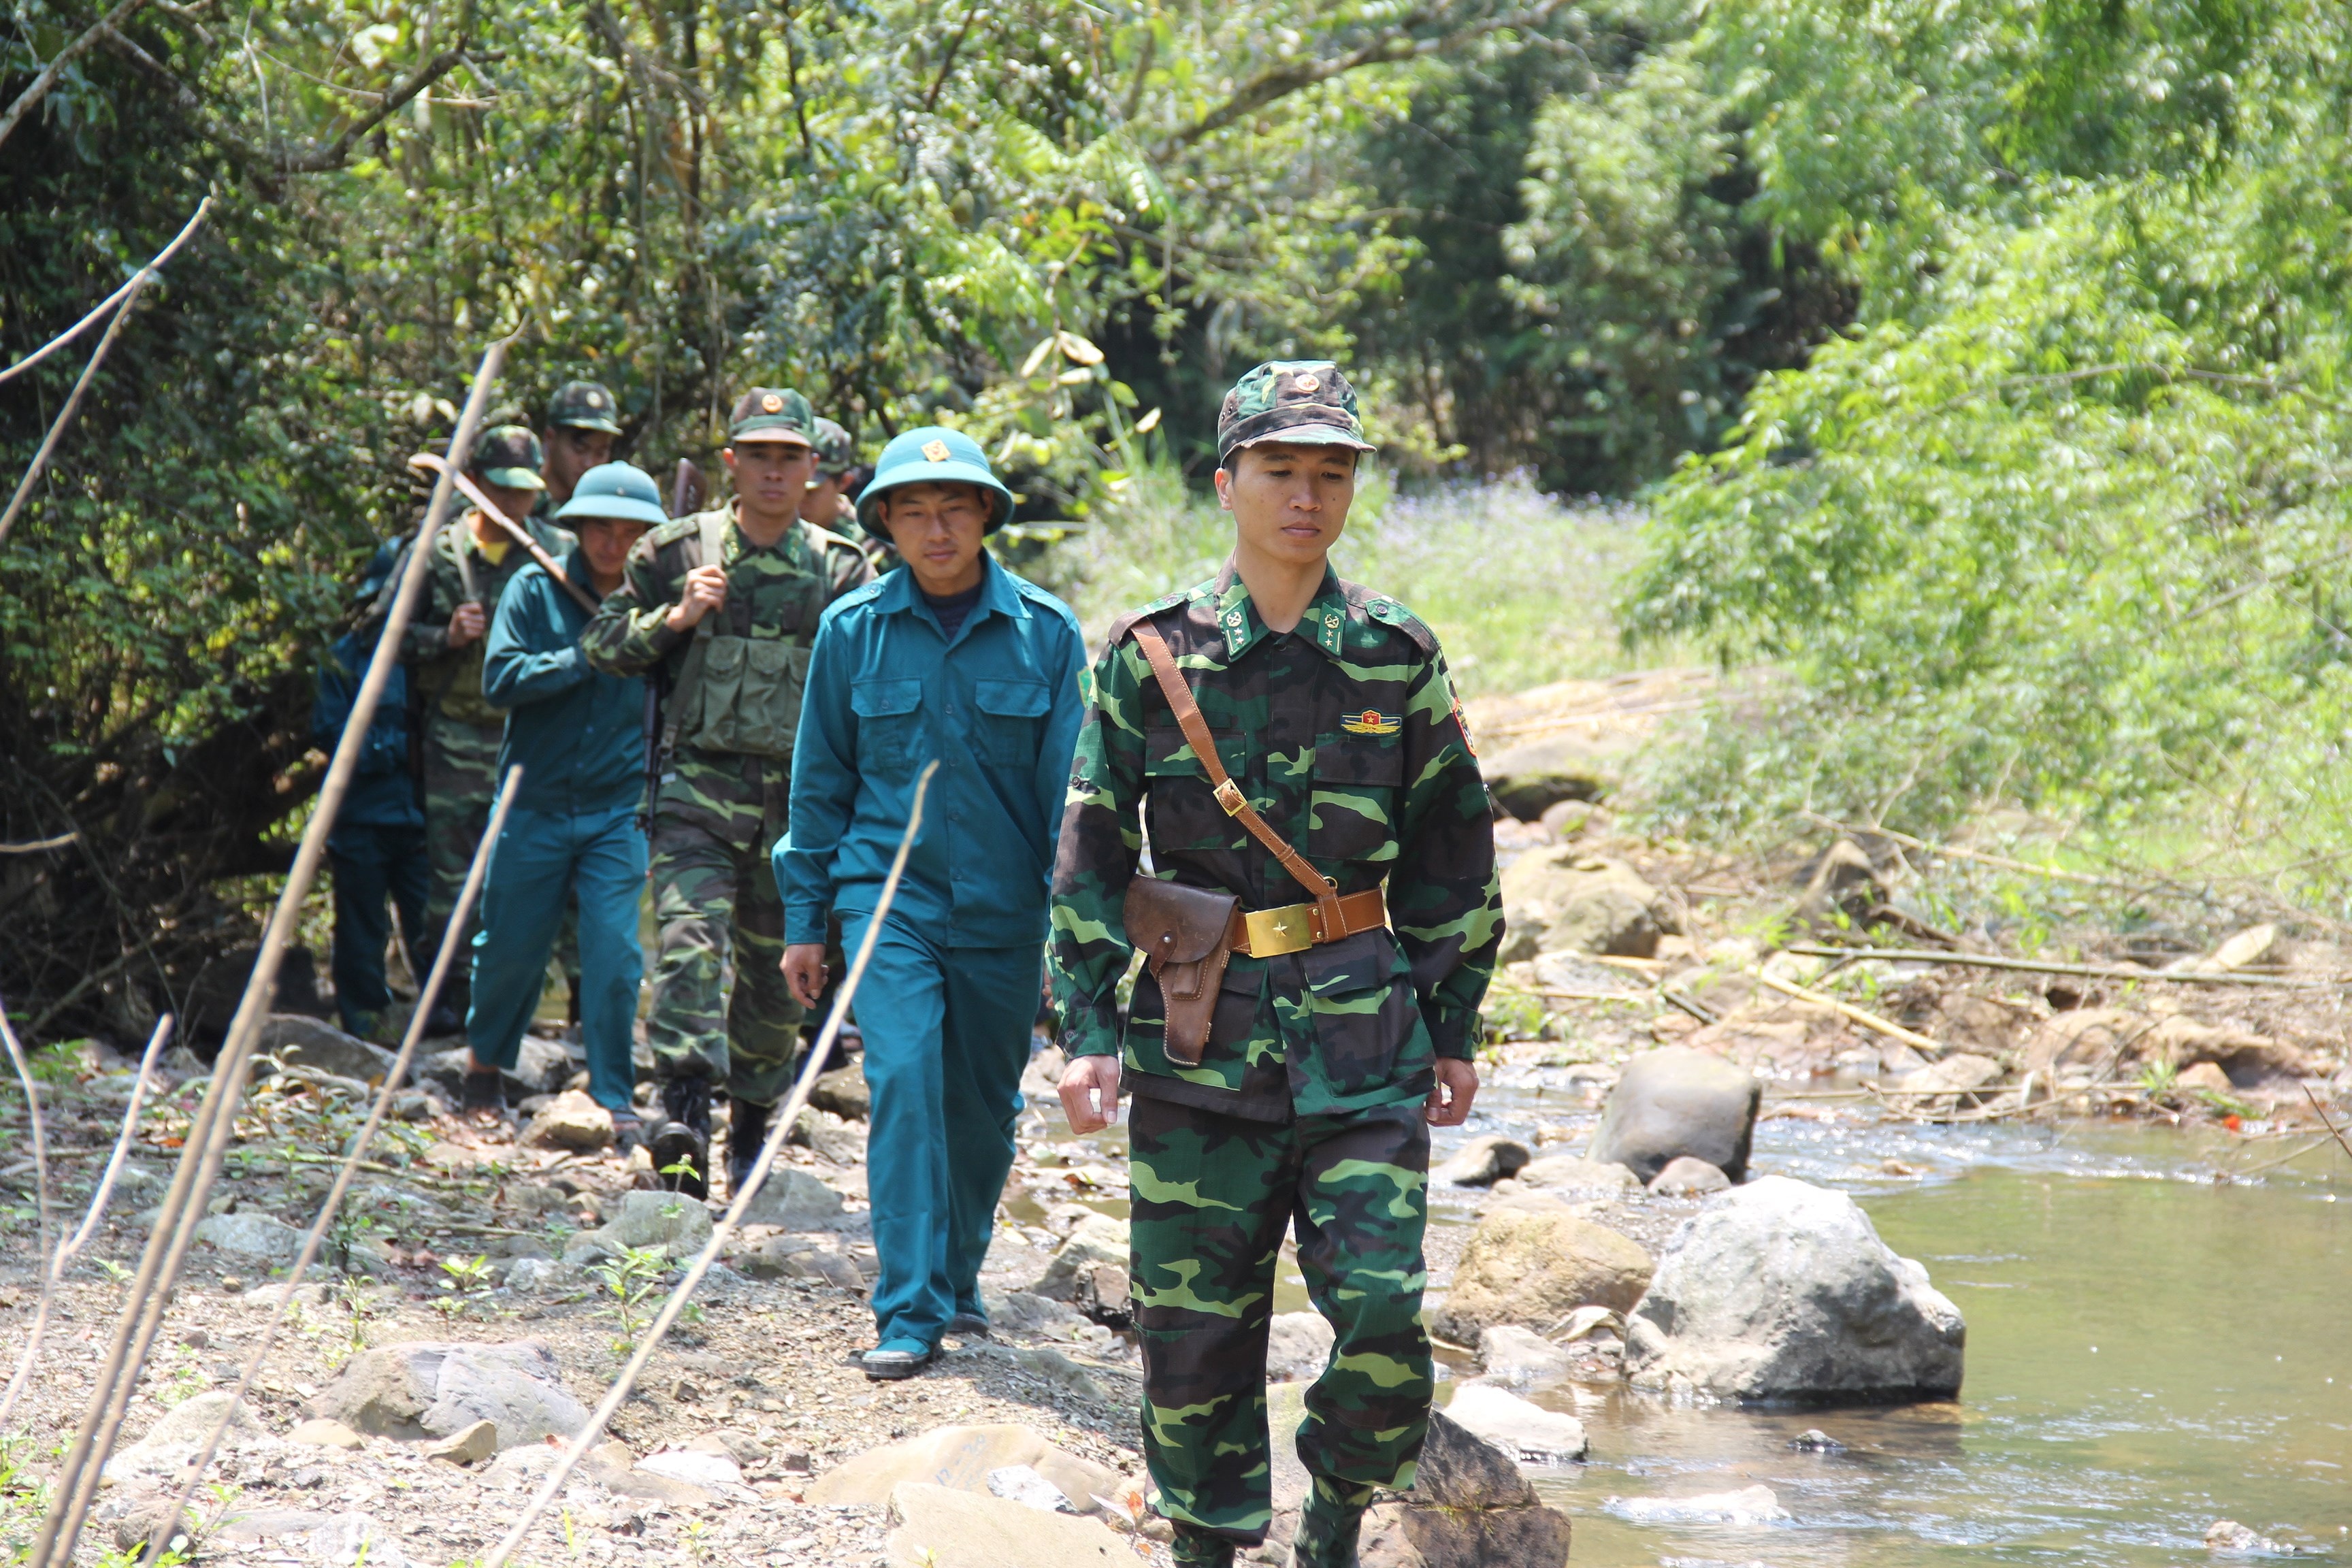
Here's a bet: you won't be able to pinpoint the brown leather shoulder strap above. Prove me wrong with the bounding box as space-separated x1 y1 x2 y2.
1130 621 1342 930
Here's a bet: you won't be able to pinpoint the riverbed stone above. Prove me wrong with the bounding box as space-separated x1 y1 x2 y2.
1475 1325 1569 1388
1514 1155 1642 1197
303 1339 588 1449
104 1390 274 1480
564 1188 715 1263
1889 1052 2003 1115
811 1424 1122 1515
1267 1311 1335 1382
1433 1134 1531 1188
1032 1213 1131 1322
885 1482 1132 1567
255 1015 397 1083
1480 736 1612 821
520 1090 612 1151
421 1419 498 1465
419 1037 572 1101
1590 1046 1761 1183
1647 1156 1731 1196
1501 850 1678 959
739 1167 847 1228
1624 1175 1965 1403
1430 1199 1653 1344
1442 1384 1587 1467
810 1064 870 1121
195 1211 306 1267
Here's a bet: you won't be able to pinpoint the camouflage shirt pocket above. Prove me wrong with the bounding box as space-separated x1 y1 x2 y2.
1143 723 1241 849
1298 928 1422 1102
972 677 1049 767
851 676 924 774
1308 735 1405 864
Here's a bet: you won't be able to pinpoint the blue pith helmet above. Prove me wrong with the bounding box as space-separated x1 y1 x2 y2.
555 462 666 527
856 426 1017 536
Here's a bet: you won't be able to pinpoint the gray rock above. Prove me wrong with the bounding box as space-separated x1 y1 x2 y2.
564 1188 714 1263
1514 1155 1642 1197
1433 1134 1531 1188
418 1036 572 1102
1475 1325 1569 1389
1032 1214 1130 1324
306 1512 408 1568
1481 736 1612 821
103 1390 272 1480
811 1423 1124 1512
1361 1409 1573 1567
986 1463 1074 1512
303 1339 589 1449
503 1257 569 1293
1889 1052 2004 1116
422 1418 498 1465
740 1168 847 1229
981 1289 1089 1337
1500 849 1679 959
1794 838 1880 926
1266 1311 1335 1383
793 1107 867 1165
1647 1156 1731 1196
1590 1046 1761 1183
810 1064 870 1121
1442 1384 1587 1467
885 1481 1134 1567
519 1090 612 1151
1430 1198 1653 1345
195 1211 306 1266
734 1237 864 1288
1625 1175 1965 1403
255 1016 397 1084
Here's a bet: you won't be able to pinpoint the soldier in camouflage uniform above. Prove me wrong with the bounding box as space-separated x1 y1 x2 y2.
582 388 872 1196
1047 363 1501 1568
807 416 902 576
372 425 576 1035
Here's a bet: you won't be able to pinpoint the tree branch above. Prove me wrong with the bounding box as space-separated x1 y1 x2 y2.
1168 0 1568 148
0 0 152 153
276 45 468 172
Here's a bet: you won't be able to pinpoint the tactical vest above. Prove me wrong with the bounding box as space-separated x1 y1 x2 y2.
663 511 832 760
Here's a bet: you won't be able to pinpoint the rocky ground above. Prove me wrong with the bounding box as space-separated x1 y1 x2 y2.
7 668 2351 1567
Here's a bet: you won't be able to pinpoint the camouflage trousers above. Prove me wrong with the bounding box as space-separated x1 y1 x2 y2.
423 717 578 1017
645 811 802 1105
1128 1093 1433 1549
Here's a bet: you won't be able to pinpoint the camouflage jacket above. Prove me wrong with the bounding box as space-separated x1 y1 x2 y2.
1047 564 1501 1122
580 500 872 842
370 510 576 734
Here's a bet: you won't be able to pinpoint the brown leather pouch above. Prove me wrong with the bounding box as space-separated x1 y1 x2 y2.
1123 877 1241 1066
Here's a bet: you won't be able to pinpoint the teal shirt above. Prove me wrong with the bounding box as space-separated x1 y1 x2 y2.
776 555 1086 948
482 558 647 816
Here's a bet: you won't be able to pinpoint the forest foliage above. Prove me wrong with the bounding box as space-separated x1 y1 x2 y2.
7 0 2352 1030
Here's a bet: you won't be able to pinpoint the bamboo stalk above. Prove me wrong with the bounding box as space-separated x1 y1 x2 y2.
1754 970 1950 1057
1784 943 2334 990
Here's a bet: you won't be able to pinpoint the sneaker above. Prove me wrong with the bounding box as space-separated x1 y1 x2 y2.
649 1076 711 1200
858 1341 936 1381
725 1098 771 1196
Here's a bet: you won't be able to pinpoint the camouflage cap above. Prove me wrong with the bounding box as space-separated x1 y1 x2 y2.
728 387 815 446
546 379 622 436
810 417 855 476
468 425 546 491
1215 359 1375 468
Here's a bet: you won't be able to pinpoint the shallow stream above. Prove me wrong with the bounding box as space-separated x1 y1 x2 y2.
1455 1079 2352 1565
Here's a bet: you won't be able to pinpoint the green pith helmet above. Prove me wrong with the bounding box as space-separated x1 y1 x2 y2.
470 425 546 490
728 387 815 445
1215 360 1376 470
857 426 1017 536
555 462 666 526
546 380 622 435
811 417 855 477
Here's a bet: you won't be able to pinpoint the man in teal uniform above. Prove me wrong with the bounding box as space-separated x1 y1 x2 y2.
779 427 1086 1377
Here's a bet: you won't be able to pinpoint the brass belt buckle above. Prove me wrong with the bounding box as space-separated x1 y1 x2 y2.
1244 902 1314 956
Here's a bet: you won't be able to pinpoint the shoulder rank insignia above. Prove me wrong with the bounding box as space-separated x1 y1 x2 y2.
1341 708 1403 736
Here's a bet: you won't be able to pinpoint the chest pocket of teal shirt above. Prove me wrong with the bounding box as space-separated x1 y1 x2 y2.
1309 735 1405 864
973 678 1049 766
851 677 924 774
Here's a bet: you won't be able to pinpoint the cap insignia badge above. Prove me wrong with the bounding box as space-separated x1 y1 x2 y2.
922 439 952 463
761 393 783 413
1294 374 1321 393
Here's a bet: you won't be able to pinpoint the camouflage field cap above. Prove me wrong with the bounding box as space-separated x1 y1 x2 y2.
468 425 546 491
728 387 815 446
811 417 855 477
1215 359 1376 468
546 380 622 436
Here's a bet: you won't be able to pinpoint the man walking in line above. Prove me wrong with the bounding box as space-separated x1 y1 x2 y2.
778 426 1085 1379
461 463 663 1132
582 389 872 1196
1047 363 1501 1567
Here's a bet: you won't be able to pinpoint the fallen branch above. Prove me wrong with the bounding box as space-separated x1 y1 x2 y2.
483 763 943 1568
31 337 509 1568
0 832 78 854
0 197 212 549
148 771 521 1563
1533 987 1652 1004
1784 943 2331 990
0 0 151 153
2302 1084 2352 1162
1755 970 1950 1058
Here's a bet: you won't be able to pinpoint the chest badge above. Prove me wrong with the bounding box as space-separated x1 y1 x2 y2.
1341 709 1402 736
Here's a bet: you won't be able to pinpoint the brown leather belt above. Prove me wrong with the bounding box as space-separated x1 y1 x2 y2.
1227 887 1387 958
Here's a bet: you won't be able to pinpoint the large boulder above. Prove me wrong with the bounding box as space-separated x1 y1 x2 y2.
885 1482 1132 1567
195 1211 306 1267
303 1339 589 1450
563 1188 714 1263
1358 1407 1574 1567
255 1016 397 1084
419 1037 572 1101
740 1168 847 1229
1624 1176 1964 1403
1500 850 1679 959
1480 737 1612 821
1430 1198 1653 1344
1590 1047 1761 1183
810 1424 1122 1514
1432 1134 1531 1188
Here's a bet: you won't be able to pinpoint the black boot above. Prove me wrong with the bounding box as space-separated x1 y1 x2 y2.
1286 1479 1373 1568
649 1076 711 1200
726 1098 771 1197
